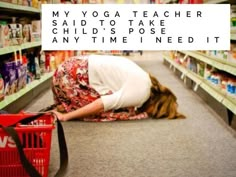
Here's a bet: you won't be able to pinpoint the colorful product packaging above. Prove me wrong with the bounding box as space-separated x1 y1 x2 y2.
2 61 18 95
16 60 27 90
22 24 31 43
229 43 236 64
31 20 41 42
0 74 4 101
11 0 18 4
227 79 236 98
8 23 23 45
0 21 10 48
17 0 23 5
45 52 50 72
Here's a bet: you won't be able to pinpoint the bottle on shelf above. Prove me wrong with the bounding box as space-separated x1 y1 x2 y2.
34 56 41 79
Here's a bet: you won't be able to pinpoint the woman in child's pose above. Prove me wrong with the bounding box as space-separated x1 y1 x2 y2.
51 54 185 122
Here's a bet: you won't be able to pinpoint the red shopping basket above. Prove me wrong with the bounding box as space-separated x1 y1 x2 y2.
0 113 68 177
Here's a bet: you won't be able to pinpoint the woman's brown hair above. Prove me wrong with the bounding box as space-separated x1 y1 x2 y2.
138 74 185 119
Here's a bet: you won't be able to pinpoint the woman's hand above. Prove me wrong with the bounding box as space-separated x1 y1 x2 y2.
50 98 104 121
51 110 67 121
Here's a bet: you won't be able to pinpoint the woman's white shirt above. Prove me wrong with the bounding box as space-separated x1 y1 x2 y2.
88 55 151 111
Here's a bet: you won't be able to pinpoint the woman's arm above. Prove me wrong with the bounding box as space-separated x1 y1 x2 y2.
52 98 104 121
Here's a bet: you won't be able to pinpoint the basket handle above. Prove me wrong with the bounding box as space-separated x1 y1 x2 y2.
53 113 69 177
0 113 68 177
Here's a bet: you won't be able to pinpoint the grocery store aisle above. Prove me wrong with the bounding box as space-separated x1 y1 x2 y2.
25 51 236 177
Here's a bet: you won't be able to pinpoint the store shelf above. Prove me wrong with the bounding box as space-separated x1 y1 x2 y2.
163 54 203 84
0 72 53 109
205 0 229 3
200 80 225 102
222 97 236 115
160 0 177 3
163 54 236 115
180 51 236 76
0 1 40 13
0 41 41 55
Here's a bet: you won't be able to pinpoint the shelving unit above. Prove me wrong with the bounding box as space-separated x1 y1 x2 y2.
179 51 236 76
0 41 41 55
0 2 53 111
0 1 40 13
163 53 236 125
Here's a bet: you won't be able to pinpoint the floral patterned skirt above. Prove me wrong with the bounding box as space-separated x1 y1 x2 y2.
52 56 148 122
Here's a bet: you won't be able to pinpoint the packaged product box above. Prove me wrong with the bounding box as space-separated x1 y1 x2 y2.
0 21 10 48
1 64 10 95
2 61 18 95
0 74 5 101
18 0 23 5
0 0 12 2
11 0 18 4
32 0 38 8
22 0 29 6
17 63 27 90
8 23 23 45
226 78 236 98
22 24 31 43
31 20 41 42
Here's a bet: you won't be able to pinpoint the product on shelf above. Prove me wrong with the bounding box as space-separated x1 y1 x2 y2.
211 51 228 60
230 43 236 64
15 54 28 90
2 61 18 95
0 17 39 47
169 51 176 59
232 17 236 27
39 50 46 73
206 69 236 98
187 57 198 73
31 20 41 42
227 78 236 98
11 0 18 4
8 17 23 45
22 24 32 43
0 21 10 48
42 50 75 72
168 51 236 99
49 54 56 71
45 52 50 72
0 74 4 101
32 0 39 8
34 56 41 79
27 50 40 79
